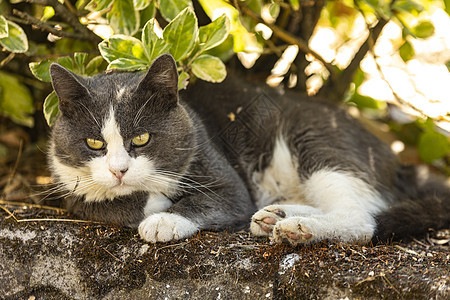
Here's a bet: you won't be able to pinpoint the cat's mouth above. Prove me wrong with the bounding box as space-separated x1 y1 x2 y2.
109 181 136 196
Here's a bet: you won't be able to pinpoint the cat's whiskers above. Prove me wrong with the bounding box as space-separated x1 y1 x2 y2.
156 170 223 189
79 101 102 130
133 94 156 127
148 172 226 202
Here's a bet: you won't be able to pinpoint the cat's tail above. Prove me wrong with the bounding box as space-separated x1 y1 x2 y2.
373 165 450 242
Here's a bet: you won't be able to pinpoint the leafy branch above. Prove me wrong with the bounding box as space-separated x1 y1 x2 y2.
318 17 388 102
21 0 101 43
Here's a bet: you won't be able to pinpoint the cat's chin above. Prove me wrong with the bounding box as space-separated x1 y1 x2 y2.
79 182 139 202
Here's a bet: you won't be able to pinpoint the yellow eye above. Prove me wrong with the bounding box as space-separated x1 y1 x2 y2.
86 138 104 150
131 132 150 147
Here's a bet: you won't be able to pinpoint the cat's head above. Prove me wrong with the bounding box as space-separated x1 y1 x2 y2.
49 54 196 202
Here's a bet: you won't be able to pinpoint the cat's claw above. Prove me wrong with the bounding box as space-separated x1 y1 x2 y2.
138 212 198 243
273 217 314 245
250 205 287 236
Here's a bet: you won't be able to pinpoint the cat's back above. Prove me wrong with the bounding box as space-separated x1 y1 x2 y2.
182 74 398 194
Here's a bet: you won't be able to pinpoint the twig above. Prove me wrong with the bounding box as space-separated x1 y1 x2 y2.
394 245 425 257
235 2 337 82
318 17 388 102
341 245 367 259
0 205 19 222
0 199 67 213
12 10 87 41
0 53 15 68
371 53 430 120
413 237 429 248
101 247 124 263
381 273 401 295
23 0 101 43
16 218 103 224
154 242 188 259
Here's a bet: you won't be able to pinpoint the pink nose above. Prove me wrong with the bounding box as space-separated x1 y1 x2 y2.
110 168 128 180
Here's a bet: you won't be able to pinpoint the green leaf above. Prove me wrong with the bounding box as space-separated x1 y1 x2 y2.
108 0 139 35
159 0 192 21
191 55 226 83
411 21 434 39
178 71 190 90
58 56 75 71
268 3 280 20
445 60 450 72
86 56 105 75
352 68 365 88
43 91 60 127
399 40 415 62
99 35 148 64
139 1 156 25
107 58 148 70
74 52 89 74
163 7 198 61
142 19 171 61
418 130 449 163
87 0 113 11
29 60 52 82
0 15 8 39
0 71 34 127
391 0 423 15
0 20 28 53
198 0 262 53
445 0 450 15
133 0 151 10
348 93 386 110
41 6 55 22
288 0 300 11
198 14 230 52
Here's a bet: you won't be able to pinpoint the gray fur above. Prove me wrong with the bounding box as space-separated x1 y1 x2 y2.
49 54 448 241
49 54 253 230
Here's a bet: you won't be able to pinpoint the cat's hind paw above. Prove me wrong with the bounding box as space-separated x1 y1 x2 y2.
138 212 198 243
273 217 314 245
250 205 287 236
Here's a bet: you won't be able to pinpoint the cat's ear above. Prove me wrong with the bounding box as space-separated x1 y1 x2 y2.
137 53 179 105
50 63 91 115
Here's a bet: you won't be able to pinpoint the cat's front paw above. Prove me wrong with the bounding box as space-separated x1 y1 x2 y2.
250 205 287 236
138 212 199 243
273 217 314 245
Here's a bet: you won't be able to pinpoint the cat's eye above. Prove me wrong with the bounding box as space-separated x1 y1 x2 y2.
86 138 105 150
131 132 150 147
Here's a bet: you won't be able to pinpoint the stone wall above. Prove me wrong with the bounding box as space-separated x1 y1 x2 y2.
1 209 449 299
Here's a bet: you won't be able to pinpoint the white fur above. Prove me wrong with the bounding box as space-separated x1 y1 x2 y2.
250 204 322 236
51 107 180 202
138 212 199 243
116 87 127 100
252 136 304 208
102 108 130 174
251 136 387 244
143 193 173 217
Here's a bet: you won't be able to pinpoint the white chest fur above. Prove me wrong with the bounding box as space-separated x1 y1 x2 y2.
251 137 305 209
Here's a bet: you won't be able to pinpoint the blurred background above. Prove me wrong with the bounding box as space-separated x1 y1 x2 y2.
0 0 449 205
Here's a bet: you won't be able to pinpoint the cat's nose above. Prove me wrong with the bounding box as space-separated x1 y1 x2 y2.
110 168 128 180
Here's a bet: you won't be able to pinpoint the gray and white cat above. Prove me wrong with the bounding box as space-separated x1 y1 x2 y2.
49 53 449 245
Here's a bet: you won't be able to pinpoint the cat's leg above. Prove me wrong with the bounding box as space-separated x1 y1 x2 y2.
138 193 199 243
271 170 387 245
139 179 253 243
139 212 199 243
250 204 322 236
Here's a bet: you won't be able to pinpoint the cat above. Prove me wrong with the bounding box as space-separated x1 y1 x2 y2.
48 53 449 245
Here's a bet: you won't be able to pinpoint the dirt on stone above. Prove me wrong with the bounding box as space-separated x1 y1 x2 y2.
0 126 449 299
